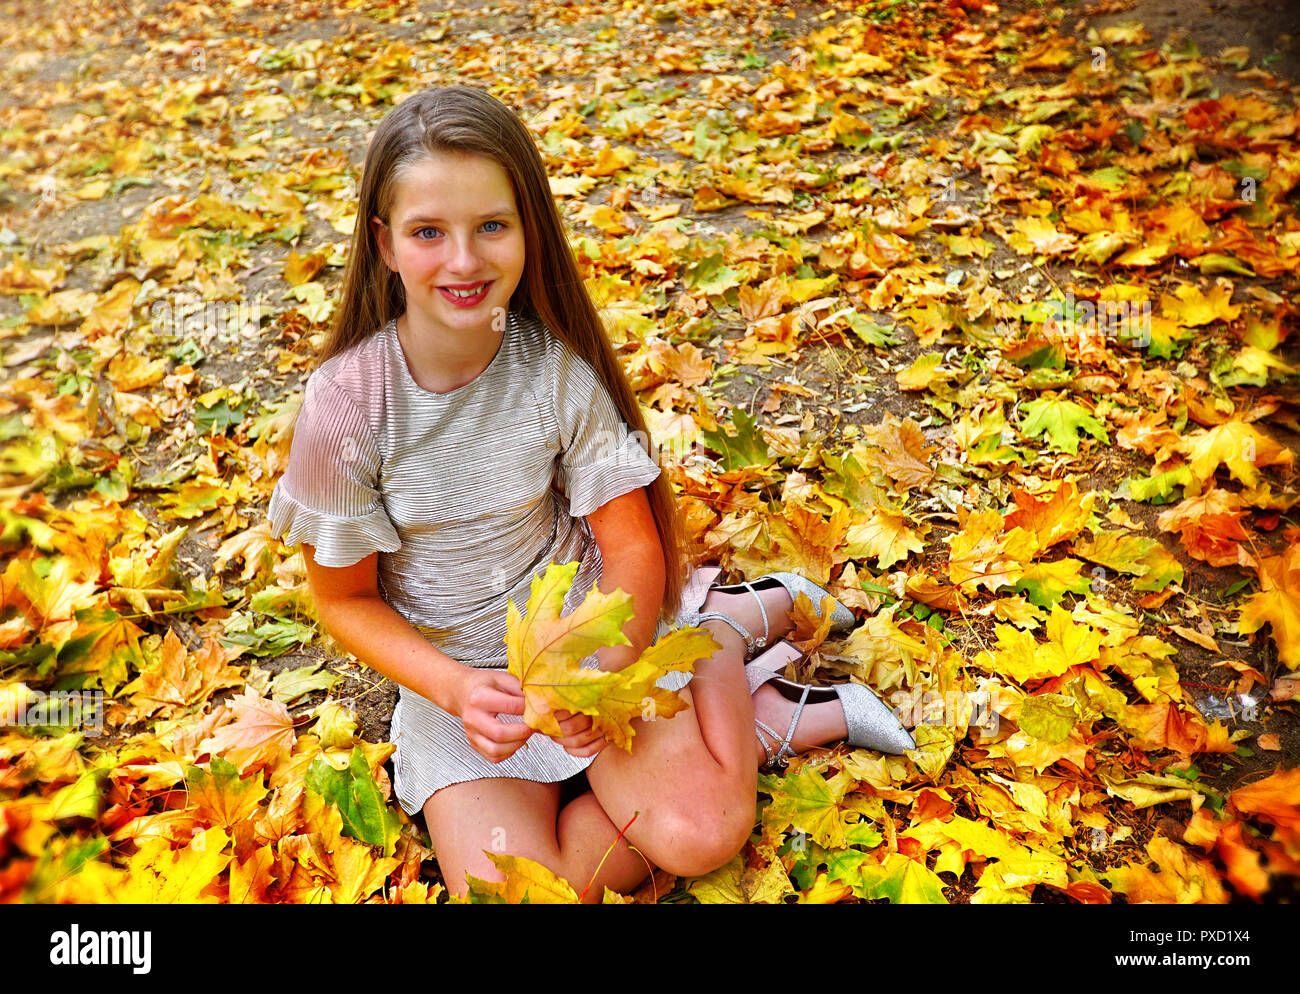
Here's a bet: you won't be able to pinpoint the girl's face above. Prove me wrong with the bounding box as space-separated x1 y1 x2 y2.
373 150 526 343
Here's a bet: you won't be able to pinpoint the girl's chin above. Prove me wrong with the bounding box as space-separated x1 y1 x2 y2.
410 295 508 330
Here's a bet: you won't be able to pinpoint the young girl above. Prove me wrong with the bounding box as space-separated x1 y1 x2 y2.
268 85 913 901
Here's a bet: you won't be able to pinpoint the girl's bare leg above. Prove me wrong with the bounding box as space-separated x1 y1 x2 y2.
423 778 649 903
584 584 798 878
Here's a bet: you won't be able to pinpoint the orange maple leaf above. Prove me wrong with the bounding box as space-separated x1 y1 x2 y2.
1004 479 1095 552
1238 544 1300 669
199 687 296 776
858 414 936 491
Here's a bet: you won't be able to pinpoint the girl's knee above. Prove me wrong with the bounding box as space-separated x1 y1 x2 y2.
644 802 754 878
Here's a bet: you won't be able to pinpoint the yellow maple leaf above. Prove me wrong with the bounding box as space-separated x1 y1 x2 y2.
506 561 715 751
946 508 1035 594
1007 216 1077 256
843 506 925 570
466 852 581 903
1040 606 1104 674
229 845 277 904
1176 420 1293 493
1106 836 1228 904
760 503 851 582
185 756 269 830
16 556 99 624
113 827 232 903
1159 281 1240 327
977 607 1100 683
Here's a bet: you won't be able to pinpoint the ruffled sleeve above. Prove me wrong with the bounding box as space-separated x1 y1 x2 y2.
550 335 661 518
267 372 401 567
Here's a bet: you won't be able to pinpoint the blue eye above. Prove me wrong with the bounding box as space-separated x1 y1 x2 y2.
482 220 505 233
415 227 441 239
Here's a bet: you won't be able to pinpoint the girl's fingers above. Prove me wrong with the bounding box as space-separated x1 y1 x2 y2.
556 723 606 752
471 723 532 762
480 711 535 744
554 710 592 736
473 687 526 717
563 736 608 758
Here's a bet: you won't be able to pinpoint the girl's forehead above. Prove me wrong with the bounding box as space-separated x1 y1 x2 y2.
390 151 517 212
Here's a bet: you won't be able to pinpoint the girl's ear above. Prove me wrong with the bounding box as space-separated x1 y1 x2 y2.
371 216 397 272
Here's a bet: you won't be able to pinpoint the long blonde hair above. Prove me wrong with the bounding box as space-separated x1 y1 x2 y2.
322 86 685 617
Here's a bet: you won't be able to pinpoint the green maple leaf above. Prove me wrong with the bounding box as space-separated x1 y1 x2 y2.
1132 544 1184 593
1018 396 1109 454
269 662 339 705
194 392 252 435
700 407 774 471
1074 530 1152 576
1013 559 1092 608
21 837 108 903
1125 465 1191 502
683 251 742 295
305 746 401 856
820 448 887 511
46 769 108 821
855 851 949 904
1074 531 1183 593
844 311 898 347
760 767 854 848
791 825 883 892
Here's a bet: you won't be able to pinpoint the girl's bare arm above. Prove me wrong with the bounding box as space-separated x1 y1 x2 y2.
583 487 666 673
301 545 534 762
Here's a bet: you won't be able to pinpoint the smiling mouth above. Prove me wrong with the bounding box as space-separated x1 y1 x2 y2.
444 283 488 297
438 281 493 306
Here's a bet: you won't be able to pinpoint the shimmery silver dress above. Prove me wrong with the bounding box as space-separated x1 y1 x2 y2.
267 309 707 815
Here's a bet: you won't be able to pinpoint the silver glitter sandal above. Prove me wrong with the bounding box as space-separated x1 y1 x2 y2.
685 572 856 660
747 642 915 767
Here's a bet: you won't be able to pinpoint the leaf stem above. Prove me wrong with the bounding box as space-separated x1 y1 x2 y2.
579 808 643 903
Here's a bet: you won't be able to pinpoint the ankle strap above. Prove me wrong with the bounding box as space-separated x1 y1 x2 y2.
755 684 811 770
697 611 757 656
696 580 770 658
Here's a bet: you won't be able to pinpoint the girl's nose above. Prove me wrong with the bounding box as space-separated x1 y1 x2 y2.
446 233 482 274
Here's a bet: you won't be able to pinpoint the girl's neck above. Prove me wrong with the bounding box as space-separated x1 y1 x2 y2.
394 310 506 395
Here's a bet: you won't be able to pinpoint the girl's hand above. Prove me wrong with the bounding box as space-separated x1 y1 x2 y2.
453 669 536 763
549 710 609 758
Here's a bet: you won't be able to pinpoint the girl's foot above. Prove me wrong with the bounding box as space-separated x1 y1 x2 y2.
689 572 856 661
745 641 915 767
751 683 848 769
698 583 794 654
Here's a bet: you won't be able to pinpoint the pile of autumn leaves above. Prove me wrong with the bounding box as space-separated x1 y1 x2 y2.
3 368 1298 902
659 406 1299 902
0 491 438 904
